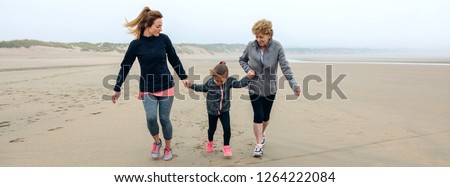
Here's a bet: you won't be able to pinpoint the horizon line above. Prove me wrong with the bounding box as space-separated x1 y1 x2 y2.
1 39 450 51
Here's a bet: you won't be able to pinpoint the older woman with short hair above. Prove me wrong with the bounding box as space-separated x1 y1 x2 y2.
239 19 301 157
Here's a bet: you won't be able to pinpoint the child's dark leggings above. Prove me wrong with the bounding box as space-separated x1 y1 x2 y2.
207 112 231 146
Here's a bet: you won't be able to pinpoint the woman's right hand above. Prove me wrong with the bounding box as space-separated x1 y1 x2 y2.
294 87 301 97
112 92 121 104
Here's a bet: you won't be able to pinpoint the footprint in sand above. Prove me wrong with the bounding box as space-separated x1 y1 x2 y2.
174 142 185 146
48 127 64 131
234 130 245 136
194 143 204 150
9 138 25 143
27 117 40 123
0 103 9 107
0 121 12 128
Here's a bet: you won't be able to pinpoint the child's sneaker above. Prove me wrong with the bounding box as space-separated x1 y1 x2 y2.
163 147 173 161
151 139 162 159
253 144 263 157
222 145 232 157
206 140 214 153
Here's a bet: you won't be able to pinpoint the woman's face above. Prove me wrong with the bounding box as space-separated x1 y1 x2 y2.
148 18 163 36
255 33 271 48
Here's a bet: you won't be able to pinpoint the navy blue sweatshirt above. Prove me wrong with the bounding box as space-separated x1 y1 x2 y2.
114 33 188 92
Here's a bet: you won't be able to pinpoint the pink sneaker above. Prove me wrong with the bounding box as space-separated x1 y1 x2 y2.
151 139 162 159
206 141 214 153
163 147 172 161
222 145 232 157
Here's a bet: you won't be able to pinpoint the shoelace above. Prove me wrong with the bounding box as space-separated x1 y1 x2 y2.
164 148 171 155
152 143 160 152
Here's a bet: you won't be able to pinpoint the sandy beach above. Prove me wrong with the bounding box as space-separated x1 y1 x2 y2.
1 47 450 167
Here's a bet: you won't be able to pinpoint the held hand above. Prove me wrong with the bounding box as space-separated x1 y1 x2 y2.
182 79 191 88
112 92 121 104
247 69 255 79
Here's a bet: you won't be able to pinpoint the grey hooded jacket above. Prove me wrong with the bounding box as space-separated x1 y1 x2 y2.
190 76 250 115
239 39 299 96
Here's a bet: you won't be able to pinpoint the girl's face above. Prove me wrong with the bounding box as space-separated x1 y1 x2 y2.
255 33 271 48
213 75 227 86
148 18 163 36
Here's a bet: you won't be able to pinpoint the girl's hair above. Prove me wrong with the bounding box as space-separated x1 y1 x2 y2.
124 6 163 39
252 19 273 38
210 61 228 78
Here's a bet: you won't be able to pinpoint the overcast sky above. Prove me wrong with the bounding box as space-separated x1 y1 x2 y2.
1 0 449 49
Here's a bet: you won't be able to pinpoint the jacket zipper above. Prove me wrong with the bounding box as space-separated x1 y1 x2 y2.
218 85 223 115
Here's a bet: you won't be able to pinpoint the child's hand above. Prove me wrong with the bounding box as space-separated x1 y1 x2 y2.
247 69 255 78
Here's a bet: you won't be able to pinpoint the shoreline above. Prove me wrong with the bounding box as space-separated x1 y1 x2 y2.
288 60 450 66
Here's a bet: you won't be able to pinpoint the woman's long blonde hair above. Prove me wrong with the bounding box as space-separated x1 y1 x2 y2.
124 6 163 39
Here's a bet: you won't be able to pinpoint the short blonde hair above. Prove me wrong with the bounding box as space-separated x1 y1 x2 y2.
252 19 273 37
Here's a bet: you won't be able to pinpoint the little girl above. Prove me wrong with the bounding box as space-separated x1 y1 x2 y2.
189 61 253 157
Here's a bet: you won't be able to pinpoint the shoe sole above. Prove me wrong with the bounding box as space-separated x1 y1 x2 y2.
253 151 263 157
163 153 172 161
151 151 160 159
223 151 232 157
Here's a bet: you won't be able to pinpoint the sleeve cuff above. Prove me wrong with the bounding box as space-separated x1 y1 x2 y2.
114 86 121 92
179 75 188 80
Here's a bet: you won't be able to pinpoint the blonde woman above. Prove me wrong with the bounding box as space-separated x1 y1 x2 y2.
239 19 301 157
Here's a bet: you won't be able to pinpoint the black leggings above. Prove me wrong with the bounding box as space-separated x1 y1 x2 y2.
250 94 276 123
207 112 231 146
